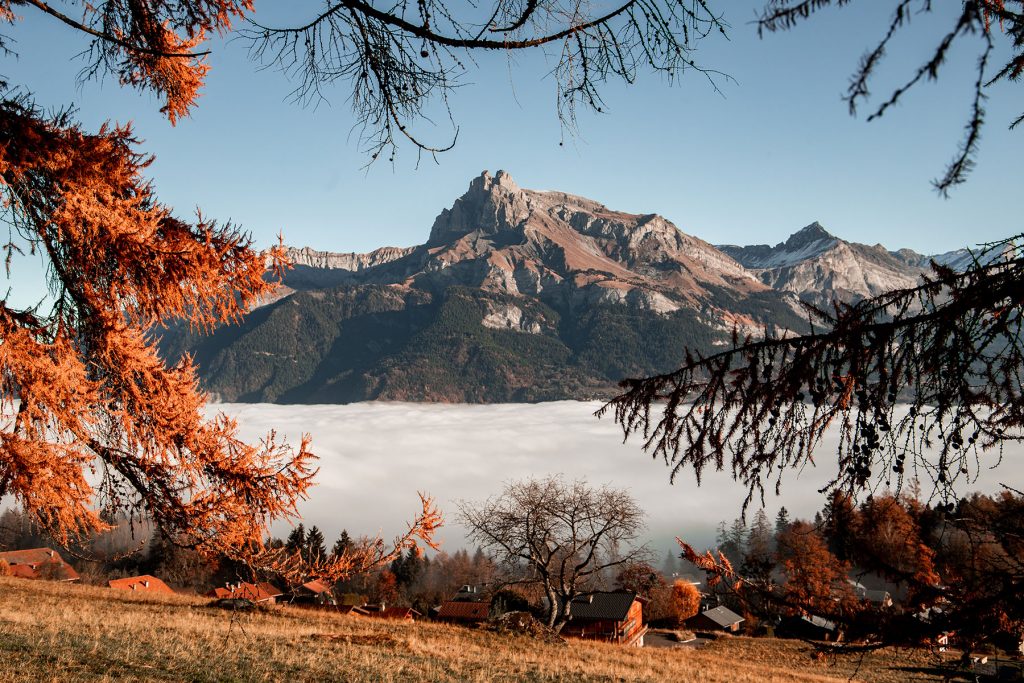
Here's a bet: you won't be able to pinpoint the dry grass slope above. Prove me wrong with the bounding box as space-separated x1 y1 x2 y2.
0 577 951 682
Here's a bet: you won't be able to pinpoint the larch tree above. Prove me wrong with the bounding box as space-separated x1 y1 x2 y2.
668 579 701 626
0 0 447 568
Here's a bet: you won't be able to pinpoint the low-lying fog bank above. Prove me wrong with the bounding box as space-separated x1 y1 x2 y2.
213 401 1023 554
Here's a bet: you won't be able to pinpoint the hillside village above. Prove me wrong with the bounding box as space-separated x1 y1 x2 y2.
2 484 1022 680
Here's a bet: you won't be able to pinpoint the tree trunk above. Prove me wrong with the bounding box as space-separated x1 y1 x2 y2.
544 584 559 629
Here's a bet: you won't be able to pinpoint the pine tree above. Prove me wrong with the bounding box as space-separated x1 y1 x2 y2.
285 524 306 555
331 530 352 558
305 526 327 563
775 507 791 539
661 549 678 579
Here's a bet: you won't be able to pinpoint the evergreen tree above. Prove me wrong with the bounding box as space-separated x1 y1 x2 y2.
823 491 859 563
392 546 422 588
719 517 748 567
305 526 327 562
775 507 791 539
746 510 773 561
742 509 775 585
285 524 306 555
661 549 678 579
331 530 352 558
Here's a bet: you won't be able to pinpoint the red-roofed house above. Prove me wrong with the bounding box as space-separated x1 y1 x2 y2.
293 579 335 605
206 582 276 604
0 548 80 582
108 575 175 595
257 582 284 601
437 600 491 623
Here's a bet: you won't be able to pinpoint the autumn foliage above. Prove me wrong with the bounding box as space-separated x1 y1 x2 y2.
668 579 701 626
0 94 318 557
0 1 446 566
681 489 1023 654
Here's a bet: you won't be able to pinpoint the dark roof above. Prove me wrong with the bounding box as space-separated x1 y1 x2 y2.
699 606 745 628
565 591 638 622
437 600 490 620
803 615 837 631
336 605 371 616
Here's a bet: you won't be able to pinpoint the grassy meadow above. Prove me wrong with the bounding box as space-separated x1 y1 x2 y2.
0 576 972 682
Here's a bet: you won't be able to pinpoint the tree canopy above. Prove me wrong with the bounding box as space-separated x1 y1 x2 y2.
0 0 447 563
459 476 648 630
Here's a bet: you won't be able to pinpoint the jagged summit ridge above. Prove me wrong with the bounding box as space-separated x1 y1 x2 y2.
171 171 983 405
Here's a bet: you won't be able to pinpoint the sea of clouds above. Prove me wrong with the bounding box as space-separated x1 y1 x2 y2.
212 401 1024 555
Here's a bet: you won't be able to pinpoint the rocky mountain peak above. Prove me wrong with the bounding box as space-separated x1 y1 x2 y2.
783 221 836 250
428 169 531 245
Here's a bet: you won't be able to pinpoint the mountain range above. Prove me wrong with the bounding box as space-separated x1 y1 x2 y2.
160 171 978 403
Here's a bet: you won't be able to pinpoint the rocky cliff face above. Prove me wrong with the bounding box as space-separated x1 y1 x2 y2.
165 172 977 404
290 170 773 328
719 222 929 306
285 245 416 271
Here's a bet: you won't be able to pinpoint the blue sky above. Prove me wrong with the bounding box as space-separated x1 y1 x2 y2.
2 0 1020 262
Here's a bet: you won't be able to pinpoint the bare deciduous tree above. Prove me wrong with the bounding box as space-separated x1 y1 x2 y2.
459 476 648 630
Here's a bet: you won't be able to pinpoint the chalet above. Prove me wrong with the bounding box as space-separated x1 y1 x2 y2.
846 579 893 607
108 575 174 595
256 582 284 601
336 605 371 617
778 614 839 641
0 548 80 582
559 590 647 647
437 600 491 624
688 606 744 633
206 582 276 604
293 579 335 605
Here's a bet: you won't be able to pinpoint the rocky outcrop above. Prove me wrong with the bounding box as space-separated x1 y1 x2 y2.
721 223 926 306
285 245 416 271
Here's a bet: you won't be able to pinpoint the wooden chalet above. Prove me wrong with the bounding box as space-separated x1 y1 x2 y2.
688 606 744 633
559 591 647 647
292 579 335 605
437 600 491 624
778 614 839 641
0 548 80 582
108 575 175 595
336 605 371 617
206 582 276 604
256 582 284 601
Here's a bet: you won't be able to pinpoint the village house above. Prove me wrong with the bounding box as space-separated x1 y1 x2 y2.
206 582 276 604
558 590 647 647
108 575 175 595
437 600 491 624
256 582 284 602
336 605 371 617
778 614 839 641
292 579 335 605
688 605 744 633
0 548 80 582
846 579 894 608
